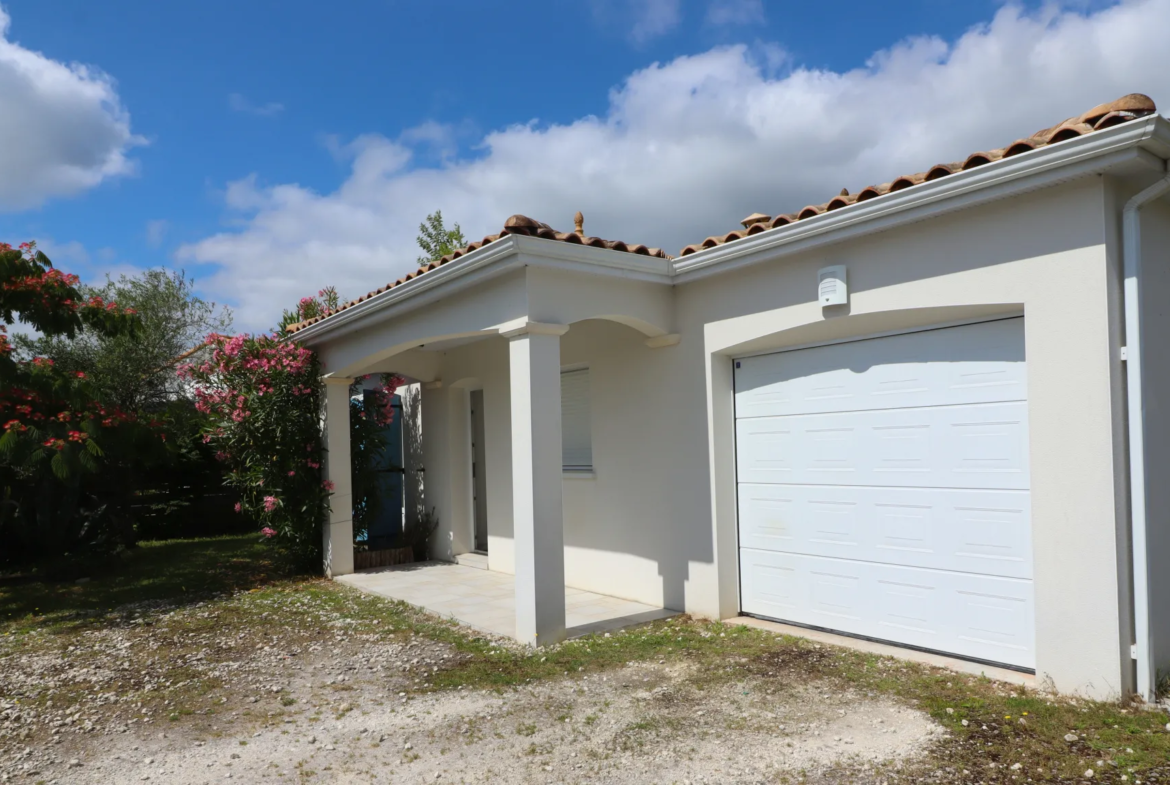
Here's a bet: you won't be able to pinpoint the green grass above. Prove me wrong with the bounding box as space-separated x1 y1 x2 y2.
0 534 294 632
3 534 1169 783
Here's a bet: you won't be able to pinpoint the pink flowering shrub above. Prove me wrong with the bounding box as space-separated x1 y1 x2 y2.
180 332 328 565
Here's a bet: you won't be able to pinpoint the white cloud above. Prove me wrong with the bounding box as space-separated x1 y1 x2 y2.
229 92 284 117
181 0 1170 332
706 0 765 26
145 219 169 248
0 6 141 210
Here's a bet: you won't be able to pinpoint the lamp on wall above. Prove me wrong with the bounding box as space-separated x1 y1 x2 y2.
818 265 848 307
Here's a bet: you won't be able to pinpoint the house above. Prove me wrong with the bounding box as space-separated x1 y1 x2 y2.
288 93 1170 702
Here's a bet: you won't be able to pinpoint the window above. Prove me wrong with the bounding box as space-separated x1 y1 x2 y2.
561 368 592 470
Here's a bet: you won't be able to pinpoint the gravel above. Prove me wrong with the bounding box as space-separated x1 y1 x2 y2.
1 592 941 784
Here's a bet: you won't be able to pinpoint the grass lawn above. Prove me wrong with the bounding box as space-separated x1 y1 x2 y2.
0 534 292 632
3 534 1169 783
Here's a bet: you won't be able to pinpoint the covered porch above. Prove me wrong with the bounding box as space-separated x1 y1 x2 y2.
298 216 683 647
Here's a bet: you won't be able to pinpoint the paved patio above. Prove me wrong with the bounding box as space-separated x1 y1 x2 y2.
337 559 677 640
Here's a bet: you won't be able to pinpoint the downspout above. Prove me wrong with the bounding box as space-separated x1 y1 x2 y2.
1123 162 1170 703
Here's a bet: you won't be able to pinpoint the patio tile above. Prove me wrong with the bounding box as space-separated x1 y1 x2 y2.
338 560 677 643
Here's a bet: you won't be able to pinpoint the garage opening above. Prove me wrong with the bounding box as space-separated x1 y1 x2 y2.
734 318 1035 671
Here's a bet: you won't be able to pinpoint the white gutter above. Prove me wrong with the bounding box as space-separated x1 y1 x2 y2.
1123 162 1170 704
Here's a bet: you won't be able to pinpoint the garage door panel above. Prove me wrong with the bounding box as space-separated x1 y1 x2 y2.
956 588 1032 652
735 320 1027 419
738 484 1032 578
735 319 1033 669
737 403 1030 489
740 549 1035 667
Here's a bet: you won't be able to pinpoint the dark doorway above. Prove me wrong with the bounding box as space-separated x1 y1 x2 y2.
364 391 404 550
470 389 488 553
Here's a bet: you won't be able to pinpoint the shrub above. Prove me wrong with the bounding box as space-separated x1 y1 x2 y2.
179 333 327 568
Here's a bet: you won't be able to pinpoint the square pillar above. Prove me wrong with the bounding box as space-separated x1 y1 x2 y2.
503 321 569 646
322 375 355 578
421 380 455 562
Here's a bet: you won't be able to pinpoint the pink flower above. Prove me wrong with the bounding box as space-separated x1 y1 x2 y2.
263 495 278 512
322 480 335 492
260 527 277 538
233 502 242 513
287 470 296 476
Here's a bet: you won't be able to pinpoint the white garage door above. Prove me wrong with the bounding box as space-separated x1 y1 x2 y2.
735 319 1035 670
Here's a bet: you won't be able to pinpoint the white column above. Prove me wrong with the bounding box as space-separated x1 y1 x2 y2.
503 321 569 647
322 376 355 578
421 380 453 562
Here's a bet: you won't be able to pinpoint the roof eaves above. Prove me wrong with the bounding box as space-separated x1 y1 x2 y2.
678 93 1159 258
286 214 667 336
672 112 1164 283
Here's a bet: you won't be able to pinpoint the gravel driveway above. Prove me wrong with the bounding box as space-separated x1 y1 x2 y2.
2 587 941 784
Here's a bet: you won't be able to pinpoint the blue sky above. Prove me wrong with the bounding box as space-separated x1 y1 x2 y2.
1 0 1167 331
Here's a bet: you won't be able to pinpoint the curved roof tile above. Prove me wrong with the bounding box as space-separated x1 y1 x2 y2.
677 93 1157 257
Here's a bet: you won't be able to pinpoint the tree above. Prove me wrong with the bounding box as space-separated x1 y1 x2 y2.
16 269 232 413
416 210 467 265
0 242 159 563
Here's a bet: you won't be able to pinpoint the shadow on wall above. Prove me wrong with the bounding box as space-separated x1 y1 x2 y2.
557 319 707 613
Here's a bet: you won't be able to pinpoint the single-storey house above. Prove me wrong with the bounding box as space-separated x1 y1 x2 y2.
288 93 1170 702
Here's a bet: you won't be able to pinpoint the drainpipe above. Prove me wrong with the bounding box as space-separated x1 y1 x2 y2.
1123 163 1170 704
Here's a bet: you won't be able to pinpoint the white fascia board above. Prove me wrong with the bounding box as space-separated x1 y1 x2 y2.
673 116 1168 284
292 235 524 344
294 235 674 344
512 234 674 282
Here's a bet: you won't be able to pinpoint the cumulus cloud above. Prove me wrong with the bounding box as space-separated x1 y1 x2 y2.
0 6 141 210
181 0 1170 331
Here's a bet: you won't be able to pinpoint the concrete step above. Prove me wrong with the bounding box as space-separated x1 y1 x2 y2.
455 552 489 570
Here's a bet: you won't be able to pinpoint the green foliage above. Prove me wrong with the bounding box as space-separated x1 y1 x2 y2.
0 242 174 565
416 210 467 265
15 269 231 412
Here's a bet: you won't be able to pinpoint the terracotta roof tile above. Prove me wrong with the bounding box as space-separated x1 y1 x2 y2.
285 214 668 334
678 93 1157 257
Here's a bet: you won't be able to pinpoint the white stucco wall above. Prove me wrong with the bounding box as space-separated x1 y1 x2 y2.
670 177 1130 697
323 173 1151 699
1136 198 1170 683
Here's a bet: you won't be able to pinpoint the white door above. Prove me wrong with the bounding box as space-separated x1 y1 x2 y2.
735 319 1035 669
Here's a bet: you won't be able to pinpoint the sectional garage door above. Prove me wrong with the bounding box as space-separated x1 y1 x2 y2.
735 319 1035 670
